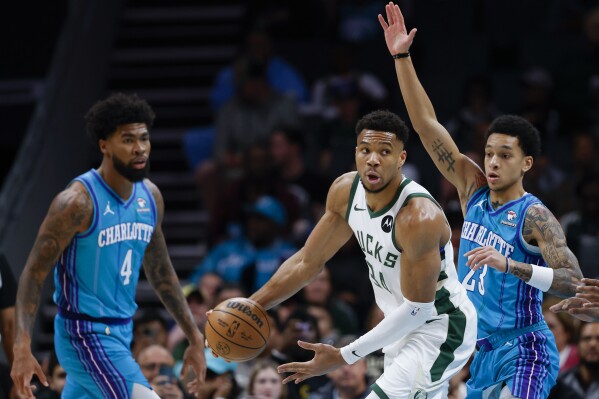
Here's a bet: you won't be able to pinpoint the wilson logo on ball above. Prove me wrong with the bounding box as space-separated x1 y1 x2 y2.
226 301 264 328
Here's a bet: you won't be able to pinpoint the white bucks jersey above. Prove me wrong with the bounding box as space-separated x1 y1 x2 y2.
346 174 467 317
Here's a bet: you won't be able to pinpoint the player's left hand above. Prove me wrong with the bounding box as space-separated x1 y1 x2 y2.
181 341 207 396
378 1 417 56
464 246 506 272
277 341 345 384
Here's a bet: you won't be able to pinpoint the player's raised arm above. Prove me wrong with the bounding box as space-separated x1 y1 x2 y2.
249 173 355 310
12 183 92 398
142 180 206 388
379 2 486 212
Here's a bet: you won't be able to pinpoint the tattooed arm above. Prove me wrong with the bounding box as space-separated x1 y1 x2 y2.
379 3 486 214
12 182 92 398
509 204 582 297
143 180 206 388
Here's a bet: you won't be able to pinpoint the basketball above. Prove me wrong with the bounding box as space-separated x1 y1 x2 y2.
205 297 270 362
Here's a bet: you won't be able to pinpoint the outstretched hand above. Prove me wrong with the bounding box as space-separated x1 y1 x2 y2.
277 341 346 385
551 278 599 322
464 246 507 272
378 2 417 56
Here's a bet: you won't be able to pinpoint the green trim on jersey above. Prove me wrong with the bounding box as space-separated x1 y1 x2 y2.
400 192 443 210
345 173 361 221
368 177 412 218
371 383 390 399
430 286 467 382
438 270 448 282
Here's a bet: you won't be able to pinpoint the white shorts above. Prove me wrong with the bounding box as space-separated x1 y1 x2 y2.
371 299 477 399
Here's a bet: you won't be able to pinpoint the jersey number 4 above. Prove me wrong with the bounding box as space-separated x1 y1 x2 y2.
120 249 133 285
462 265 487 295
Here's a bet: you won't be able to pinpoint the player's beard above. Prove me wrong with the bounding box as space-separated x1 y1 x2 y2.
360 177 392 194
113 155 150 182
581 357 599 372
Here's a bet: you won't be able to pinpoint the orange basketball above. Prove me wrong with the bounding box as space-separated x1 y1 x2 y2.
205 297 270 362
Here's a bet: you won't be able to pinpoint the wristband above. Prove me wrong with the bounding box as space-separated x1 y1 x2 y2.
527 264 553 292
505 257 511 274
392 52 410 59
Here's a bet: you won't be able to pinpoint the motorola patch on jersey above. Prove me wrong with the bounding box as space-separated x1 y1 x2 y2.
381 215 393 233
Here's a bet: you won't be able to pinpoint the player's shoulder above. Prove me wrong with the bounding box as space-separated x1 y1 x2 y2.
327 172 357 210
142 178 162 200
397 195 445 227
58 181 93 212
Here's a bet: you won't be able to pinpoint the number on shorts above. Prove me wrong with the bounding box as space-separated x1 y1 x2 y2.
120 249 132 285
462 264 487 295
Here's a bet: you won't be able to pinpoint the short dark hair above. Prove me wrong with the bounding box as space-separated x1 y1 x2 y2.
85 93 155 144
485 115 541 158
355 110 409 145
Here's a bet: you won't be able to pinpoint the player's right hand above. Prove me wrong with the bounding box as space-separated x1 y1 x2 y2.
10 350 48 399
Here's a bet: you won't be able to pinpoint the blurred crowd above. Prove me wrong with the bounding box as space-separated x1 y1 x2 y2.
1 1 599 398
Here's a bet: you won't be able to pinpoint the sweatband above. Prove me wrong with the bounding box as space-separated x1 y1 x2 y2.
340 298 435 364
527 264 553 292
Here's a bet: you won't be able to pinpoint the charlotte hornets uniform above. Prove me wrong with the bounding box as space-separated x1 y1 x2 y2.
53 169 157 399
346 174 477 399
459 186 559 399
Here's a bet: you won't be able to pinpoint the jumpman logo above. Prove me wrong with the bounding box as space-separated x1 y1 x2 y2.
474 199 485 211
103 201 115 216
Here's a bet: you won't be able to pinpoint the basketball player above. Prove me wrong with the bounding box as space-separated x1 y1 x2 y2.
10 93 206 399
379 3 583 398
249 109 478 399
551 278 599 322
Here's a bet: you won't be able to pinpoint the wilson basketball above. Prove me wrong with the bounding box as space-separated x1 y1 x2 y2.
205 297 270 362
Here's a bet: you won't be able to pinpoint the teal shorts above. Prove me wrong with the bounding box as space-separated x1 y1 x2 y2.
55 314 151 399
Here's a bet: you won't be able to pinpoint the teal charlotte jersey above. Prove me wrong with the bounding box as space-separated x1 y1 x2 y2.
458 186 545 336
459 186 559 399
53 169 157 319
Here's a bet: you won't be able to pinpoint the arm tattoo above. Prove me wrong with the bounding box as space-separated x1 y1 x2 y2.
431 139 456 173
16 189 91 343
521 205 582 297
144 182 202 344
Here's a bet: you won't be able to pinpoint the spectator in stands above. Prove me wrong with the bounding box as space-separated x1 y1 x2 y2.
544 297 581 373
270 127 330 242
301 268 359 336
137 344 188 399
445 76 500 154
207 142 300 245
169 288 208 362
548 322 599 399
560 174 599 278
214 282 246 306
309 335 371 399
245 360 287 399
210 29 309 111
191 196 296 294
309 44 388 120
198 56 300 216
196 272 223 309
307 305 339 346
196 349 240 399
131 310 170 358
272 308 329 399
0 254 16 399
